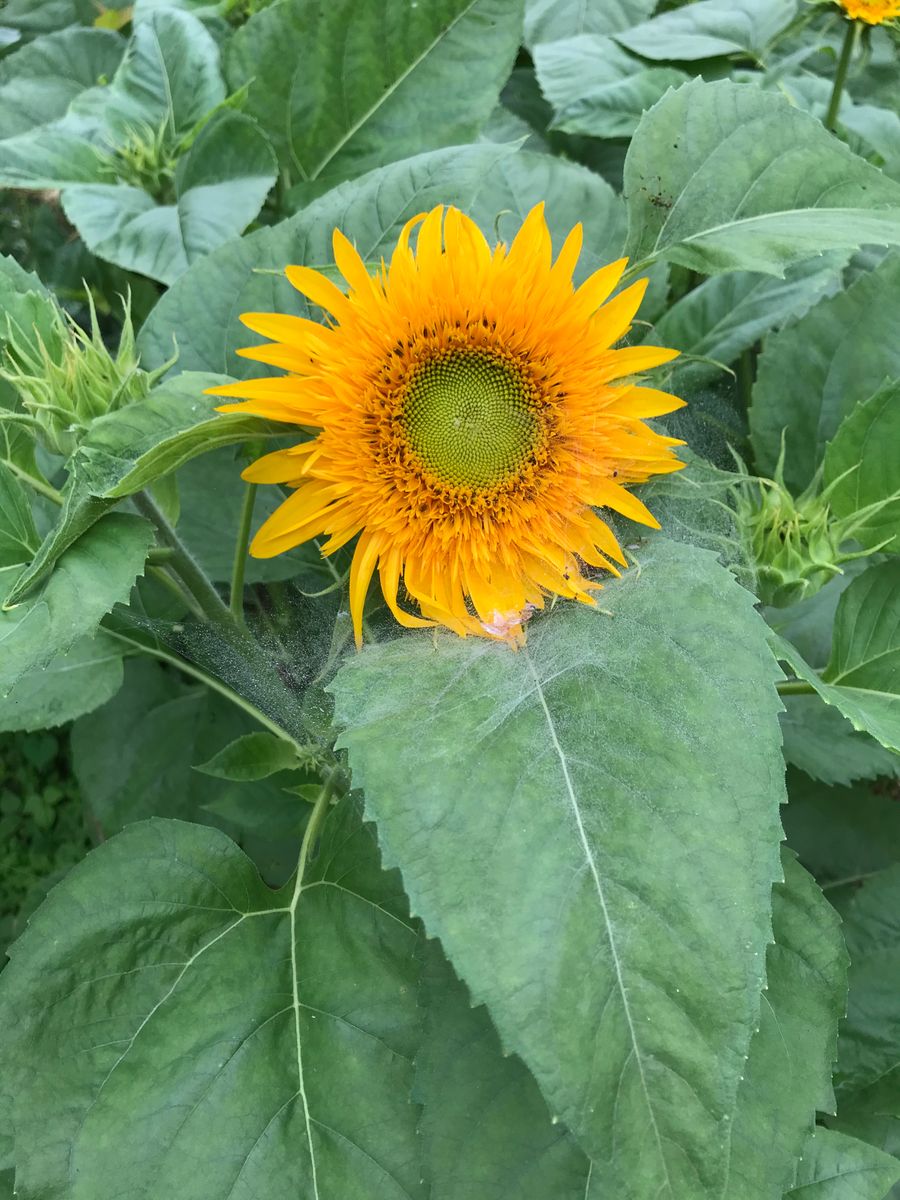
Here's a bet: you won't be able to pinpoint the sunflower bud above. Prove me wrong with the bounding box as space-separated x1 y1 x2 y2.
1 293 166 457
736 444 895 608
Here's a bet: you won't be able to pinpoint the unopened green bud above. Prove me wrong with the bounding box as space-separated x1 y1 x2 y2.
735 442 894 608
1 292 167 457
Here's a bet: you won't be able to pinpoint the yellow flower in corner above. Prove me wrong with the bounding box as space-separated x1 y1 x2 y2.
837 0 900 22
211 204 685 646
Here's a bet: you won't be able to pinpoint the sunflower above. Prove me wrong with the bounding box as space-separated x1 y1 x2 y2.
211 204 684 646
837 0 900 21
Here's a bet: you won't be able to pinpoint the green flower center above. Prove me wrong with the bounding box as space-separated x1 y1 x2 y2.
403 348 539 488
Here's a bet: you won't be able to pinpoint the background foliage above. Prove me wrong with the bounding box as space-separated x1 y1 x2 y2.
1 0 899 1197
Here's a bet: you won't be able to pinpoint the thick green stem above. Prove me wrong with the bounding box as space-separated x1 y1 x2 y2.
134 489 236 635
230 479 259 621
147 565 207 622
776 680 817 696
825 19 860 132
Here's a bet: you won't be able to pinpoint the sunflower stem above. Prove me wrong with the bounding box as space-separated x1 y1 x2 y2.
292 765 344 897
134 489 238 638
3 459 63 506
230 471 260 622
825 19 860 132
147 564 208 622
775 679 818 696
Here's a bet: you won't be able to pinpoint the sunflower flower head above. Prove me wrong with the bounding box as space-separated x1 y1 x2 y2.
836 0 900 23
211 204 685 646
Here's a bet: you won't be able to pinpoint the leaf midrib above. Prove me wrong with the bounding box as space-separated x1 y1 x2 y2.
524 649 673 1196
302 0 481 180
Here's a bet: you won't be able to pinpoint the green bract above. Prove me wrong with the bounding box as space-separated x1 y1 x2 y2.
0 3 899 1200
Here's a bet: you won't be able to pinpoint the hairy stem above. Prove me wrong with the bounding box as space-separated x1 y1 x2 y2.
825 19 860 132
230 479 259 621
775 680 817 696
134 489 237 635
3 458 63 506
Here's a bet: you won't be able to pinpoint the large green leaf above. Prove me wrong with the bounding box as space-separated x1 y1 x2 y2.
415 852 846 1200
0 798 424 1199
534 35 688 139
723 851 847 1200
61 111 277 285
332 539 785 1199
524 0 656 47
99 8 224 144
824 380 900 554
786 1129 900 1200
226 0 523 188
615 0 797 62
774 561 900 754
137 143 516 375
838 865 900 1093
0 124 106 188
0 513 151 696
0 633 123 733
0 463 38 569
750 255 900 490
780 697 900 787
417 942 595 1199
651 256 845 384
0 28 125 140
623 81 900 277
3 373 276 607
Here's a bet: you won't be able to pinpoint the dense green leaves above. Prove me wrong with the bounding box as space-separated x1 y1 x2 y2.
534 36 688 139
750 255 900 490
0 513 151 696
615 0 797 62
825 380 900 554
787 1129 900 1200
61 111 277 285
0 28 124 140
523 0 656 47
332 539 785 1199
624 81 900 277
0 799 424 1199
227 0 523 190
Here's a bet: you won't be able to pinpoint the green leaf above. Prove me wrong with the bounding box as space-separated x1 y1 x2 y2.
226 0 523 188
773 561 900 755
0 0 130 34
624 81 900 277
100 8 225 144
0 798 425 1199
0 462 39 568
0 513 151 697
332 539 785 1198
417 941 594 1200
137 142 517 375
786 1128 900 1200
0 251 63 357
0 632 123 733
3 373 274 607
615 0 797 62
195 731 302 781
415 852 847 1200
724 850 848 1200
750 255 900 491
652 255 846 385
0 28 125 140
782 769 900 893
534 35 688 139
0 125 108 188
780 697 900 787
524 0 656 47
61 111 277 285
824 380 900 554
838 865 900 1093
